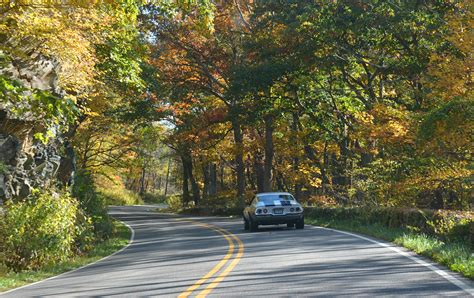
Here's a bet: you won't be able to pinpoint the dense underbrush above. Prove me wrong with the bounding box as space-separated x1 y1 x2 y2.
0 170 115 272
98 187 143 206
141 192 167 204
0 189 93 271
94 174 143 206
163 190 253 216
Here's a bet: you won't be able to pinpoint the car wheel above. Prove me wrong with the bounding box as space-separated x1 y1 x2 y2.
244 217 249 230
287 223 295 228
296 217 304 229
250 218 258 232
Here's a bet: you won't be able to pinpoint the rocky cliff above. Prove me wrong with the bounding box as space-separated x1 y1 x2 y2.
0 51 75 204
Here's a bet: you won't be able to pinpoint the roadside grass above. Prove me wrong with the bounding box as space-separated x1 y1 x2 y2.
99 187 143 206
0 220 131 292
306 217 473 280
141 192 168 204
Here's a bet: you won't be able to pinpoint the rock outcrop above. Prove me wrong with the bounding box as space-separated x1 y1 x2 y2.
0 51 74 204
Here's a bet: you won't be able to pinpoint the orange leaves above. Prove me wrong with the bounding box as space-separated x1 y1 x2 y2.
204 106 227 124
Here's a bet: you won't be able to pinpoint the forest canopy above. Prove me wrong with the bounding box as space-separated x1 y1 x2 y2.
136 0 473 210
0 0 472 211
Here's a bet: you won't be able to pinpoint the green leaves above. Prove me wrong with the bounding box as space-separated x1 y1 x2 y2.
418 98 474 143
1 189 92 271
1 74 79 143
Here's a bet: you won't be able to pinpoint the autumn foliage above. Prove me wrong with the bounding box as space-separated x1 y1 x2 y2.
139 0 473 211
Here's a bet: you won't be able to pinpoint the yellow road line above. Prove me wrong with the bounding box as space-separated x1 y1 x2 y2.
196 231 244 298
176 220 243 298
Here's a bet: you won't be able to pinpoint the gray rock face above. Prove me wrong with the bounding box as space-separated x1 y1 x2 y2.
0 134 18 164
0 133 67 201
0 47 74 203
1 48 63 96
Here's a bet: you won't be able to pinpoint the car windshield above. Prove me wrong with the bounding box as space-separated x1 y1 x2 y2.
258 194 294 203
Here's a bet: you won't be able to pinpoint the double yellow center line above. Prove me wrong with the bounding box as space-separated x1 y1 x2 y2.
177 220 244 298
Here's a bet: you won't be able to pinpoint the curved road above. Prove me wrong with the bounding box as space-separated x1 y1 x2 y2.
1 205 472 297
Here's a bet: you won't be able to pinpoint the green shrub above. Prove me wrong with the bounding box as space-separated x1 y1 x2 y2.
93 171 142 206
428 210 472 243
98 187 142 206
74 208 95 253
166 195 183 211
1 190 90 271
141 192 167 204
72 170 113 240
0 162 7 174
0 211 6 268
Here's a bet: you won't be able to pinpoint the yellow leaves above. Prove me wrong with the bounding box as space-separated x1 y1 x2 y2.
400 161 472 196
4 7 105 96
1 0 100 7
2 3 131 118
356 103 413 145
354 110 374 125
386 120 409 139
298 163 322 187
308 177 322 188
430 162 471 184
418 98 473 156
306 195 338 207
425 0 473 104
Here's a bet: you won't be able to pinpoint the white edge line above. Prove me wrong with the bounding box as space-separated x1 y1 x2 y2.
0 220 135 296
308 225 473 296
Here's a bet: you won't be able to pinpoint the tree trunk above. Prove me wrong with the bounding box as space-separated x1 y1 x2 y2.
219 163 225 191
164 158 171 196
189 168 200 206
322 141 330 194
292 112 302 200
209 163 217 196
253 150 265 193
155 174 160 192
181 156 190 206
246 154 255 190
184 151 200 206
276 169 286 192
335 122 350 187
232 119 245 207
139 159 147 195
263 114 274 192
202 162 210 199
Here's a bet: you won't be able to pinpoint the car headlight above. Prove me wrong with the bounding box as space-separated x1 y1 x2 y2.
256 209 262 215
295 207 302 212
290 207 295 212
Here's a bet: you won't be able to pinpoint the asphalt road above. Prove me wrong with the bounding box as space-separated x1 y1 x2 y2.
1 205 473 297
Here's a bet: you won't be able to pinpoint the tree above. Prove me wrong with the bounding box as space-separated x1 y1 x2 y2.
141 1 256 206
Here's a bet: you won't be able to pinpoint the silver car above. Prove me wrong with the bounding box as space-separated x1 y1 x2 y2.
243 192 304 231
